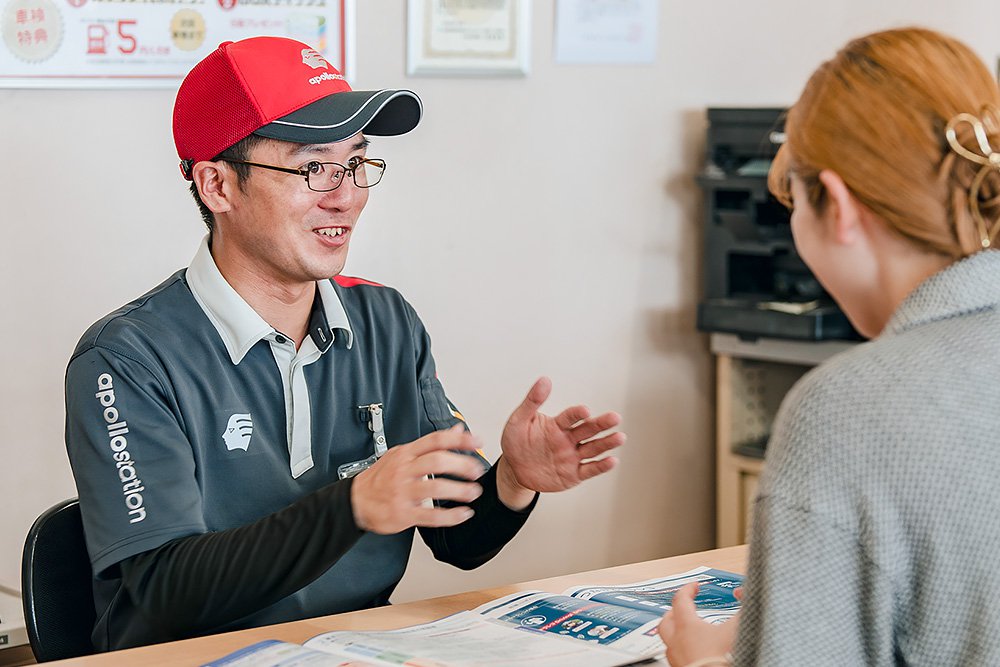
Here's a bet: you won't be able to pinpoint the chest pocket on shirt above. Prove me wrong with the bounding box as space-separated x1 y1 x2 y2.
419 377 462 431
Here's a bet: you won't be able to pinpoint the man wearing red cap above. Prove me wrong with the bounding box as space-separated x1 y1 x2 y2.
64 36 625 651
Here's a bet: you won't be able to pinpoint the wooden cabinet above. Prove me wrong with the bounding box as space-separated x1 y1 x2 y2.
712 333 855 546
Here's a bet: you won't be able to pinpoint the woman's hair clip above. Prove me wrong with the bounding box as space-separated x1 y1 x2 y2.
945 112 1000 249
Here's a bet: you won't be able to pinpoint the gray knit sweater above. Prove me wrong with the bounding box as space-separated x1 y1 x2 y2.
733 250 1000 666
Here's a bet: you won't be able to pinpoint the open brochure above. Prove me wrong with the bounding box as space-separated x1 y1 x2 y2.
203 566 742 667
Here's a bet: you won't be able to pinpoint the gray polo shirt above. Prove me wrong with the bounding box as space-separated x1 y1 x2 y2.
66 238 473 644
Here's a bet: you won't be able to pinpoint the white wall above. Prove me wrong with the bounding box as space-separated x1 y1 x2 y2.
2 0 998 603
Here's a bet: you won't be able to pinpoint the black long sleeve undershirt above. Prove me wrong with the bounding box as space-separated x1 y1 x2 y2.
118 461 537 641
120 477 363 640
419 462 538 569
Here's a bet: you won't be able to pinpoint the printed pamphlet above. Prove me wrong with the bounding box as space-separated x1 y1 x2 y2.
203 566 742 667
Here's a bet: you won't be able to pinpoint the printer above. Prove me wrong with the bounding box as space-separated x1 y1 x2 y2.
695 108 859 341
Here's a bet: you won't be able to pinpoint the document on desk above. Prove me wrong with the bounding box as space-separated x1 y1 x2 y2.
202 566 742 667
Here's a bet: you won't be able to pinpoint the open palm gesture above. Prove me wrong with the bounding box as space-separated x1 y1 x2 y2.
498 377 625 493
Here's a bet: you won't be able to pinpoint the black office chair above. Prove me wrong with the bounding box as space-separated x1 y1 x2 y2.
21 498 97 662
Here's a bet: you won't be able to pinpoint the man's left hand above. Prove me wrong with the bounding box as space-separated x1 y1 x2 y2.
494 377 625 509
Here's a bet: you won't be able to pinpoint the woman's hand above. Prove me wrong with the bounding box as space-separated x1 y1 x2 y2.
658 582 740 666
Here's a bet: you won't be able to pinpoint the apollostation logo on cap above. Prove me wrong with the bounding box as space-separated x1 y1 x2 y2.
300 47 346 85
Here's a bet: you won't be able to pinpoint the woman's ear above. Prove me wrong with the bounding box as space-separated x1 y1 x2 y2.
817 169 864 246
191 161 235 215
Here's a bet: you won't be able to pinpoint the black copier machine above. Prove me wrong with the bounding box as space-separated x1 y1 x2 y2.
695 108 858 341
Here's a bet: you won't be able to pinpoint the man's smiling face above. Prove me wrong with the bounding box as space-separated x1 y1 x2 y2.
216 133 372 289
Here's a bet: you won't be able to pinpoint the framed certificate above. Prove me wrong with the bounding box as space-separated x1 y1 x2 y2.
406 0 529 77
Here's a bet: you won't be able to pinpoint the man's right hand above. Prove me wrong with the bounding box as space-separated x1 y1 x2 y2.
350 425 487 534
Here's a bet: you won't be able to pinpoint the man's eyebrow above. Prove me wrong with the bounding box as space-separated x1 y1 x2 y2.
291 137 370 157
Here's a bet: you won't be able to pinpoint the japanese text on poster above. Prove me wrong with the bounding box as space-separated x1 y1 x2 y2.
0 0 353 87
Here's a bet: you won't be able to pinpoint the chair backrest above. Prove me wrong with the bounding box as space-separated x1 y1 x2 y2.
21 498 97 662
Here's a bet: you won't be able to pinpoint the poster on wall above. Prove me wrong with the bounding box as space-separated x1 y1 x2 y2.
0 0 354 88
554 0 657 65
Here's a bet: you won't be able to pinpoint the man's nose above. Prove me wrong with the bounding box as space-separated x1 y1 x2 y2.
319 179 366 207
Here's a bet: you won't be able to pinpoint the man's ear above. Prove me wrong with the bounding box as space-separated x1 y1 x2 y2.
191 161 235 215
817 169 863 245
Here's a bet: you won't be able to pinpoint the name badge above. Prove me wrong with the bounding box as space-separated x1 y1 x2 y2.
337 403 387 480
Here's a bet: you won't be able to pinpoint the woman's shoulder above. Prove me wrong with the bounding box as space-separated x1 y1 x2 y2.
763 339 912 475
777 340 881 417
767 318 989 472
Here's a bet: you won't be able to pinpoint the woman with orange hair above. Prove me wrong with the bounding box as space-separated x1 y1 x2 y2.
660 28 1000 666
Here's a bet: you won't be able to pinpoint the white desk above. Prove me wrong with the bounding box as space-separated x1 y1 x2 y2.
0 586 31 666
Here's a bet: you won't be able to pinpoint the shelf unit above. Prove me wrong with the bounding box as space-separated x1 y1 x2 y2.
712 333 856 546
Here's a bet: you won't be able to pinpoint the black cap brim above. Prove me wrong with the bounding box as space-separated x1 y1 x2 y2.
253 89 422 144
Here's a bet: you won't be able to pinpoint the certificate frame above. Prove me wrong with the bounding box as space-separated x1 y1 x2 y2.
406 0 530 77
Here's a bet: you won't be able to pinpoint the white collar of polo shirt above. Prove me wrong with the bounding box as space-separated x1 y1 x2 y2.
185 235 354 363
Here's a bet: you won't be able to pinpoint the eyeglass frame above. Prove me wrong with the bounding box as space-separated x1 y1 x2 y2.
220 155 387 192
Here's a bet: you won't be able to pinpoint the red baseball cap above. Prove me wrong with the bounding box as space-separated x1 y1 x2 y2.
173 36 422 179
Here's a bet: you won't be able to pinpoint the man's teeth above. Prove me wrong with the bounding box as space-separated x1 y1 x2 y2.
317 228 346 237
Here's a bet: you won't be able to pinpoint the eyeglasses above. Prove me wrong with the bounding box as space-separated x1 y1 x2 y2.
222 156 386 192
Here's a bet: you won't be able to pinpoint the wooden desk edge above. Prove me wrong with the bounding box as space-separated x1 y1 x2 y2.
51 545 747 667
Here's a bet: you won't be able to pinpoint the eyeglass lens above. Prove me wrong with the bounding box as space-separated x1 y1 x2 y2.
307 160 385 192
